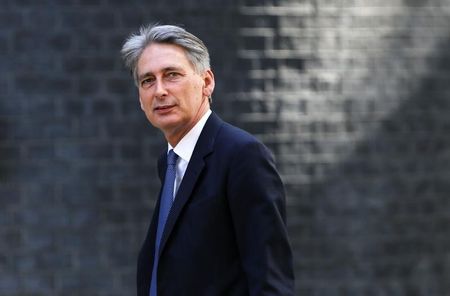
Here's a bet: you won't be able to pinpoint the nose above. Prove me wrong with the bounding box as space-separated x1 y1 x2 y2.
154 79 168 98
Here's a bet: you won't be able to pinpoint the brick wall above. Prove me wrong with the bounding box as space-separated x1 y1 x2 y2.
0 0 449 295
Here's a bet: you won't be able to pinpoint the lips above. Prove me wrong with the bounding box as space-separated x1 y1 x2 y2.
154 104 175 113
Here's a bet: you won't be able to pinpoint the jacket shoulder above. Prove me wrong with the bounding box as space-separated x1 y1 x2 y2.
217 121 262 146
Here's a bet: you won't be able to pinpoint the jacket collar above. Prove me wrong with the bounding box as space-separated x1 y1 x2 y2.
153 112 224 256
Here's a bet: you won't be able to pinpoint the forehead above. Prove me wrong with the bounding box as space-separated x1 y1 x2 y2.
137 43 193 75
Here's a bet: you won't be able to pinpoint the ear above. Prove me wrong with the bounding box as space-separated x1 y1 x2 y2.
202 69 215 98
139 96 144 111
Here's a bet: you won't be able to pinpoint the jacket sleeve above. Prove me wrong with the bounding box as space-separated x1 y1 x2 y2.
227 140 295 296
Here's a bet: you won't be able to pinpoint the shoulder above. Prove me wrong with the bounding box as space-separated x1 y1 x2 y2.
219 121 257 144
203 112 274 161
216 118 259 145
204 112 258 148
216 120 274 161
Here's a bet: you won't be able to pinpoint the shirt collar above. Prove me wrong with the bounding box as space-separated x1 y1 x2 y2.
168 109 212 163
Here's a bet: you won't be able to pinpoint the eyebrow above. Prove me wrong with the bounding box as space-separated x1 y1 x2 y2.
138 66 184 81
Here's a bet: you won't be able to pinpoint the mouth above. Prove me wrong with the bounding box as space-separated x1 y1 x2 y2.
154 104 176 114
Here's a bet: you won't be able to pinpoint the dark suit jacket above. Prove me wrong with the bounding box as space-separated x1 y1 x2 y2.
137 112 295 296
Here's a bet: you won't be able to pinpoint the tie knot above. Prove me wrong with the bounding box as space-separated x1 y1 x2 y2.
167 149 178 166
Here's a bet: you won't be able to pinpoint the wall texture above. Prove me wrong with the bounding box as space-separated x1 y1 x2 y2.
0 0 449 295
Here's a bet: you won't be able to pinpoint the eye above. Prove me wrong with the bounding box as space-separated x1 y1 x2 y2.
166 72 181 80
140 77 155 87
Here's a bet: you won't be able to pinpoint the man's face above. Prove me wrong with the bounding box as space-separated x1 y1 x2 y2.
136 43 214 144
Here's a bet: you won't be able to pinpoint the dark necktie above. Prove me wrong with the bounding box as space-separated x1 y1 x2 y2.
150 149 178 296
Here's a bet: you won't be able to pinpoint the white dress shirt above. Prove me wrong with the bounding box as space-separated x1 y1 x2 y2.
167 109 212 200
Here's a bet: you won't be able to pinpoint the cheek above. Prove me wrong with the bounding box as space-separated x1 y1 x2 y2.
139 91 152 105
187 84 203 103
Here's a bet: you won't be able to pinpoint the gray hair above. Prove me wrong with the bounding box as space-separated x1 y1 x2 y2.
121 24 211 86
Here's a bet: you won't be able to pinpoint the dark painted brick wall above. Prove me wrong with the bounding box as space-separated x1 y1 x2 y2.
1 1 449 295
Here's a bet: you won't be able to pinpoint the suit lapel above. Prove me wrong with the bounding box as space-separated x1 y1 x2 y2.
146 152 167 264
157 153 166 181
158 112 223 256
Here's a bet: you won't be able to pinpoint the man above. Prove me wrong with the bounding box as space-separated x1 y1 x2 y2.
121 24 294 296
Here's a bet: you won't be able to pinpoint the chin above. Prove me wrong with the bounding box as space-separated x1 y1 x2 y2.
154 119 182 133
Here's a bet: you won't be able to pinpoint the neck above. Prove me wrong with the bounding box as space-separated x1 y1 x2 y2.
165 100 210 147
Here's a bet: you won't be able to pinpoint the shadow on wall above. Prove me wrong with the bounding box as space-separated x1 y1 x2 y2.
0 115 12 182
0 118 4 180
306 37 450 294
